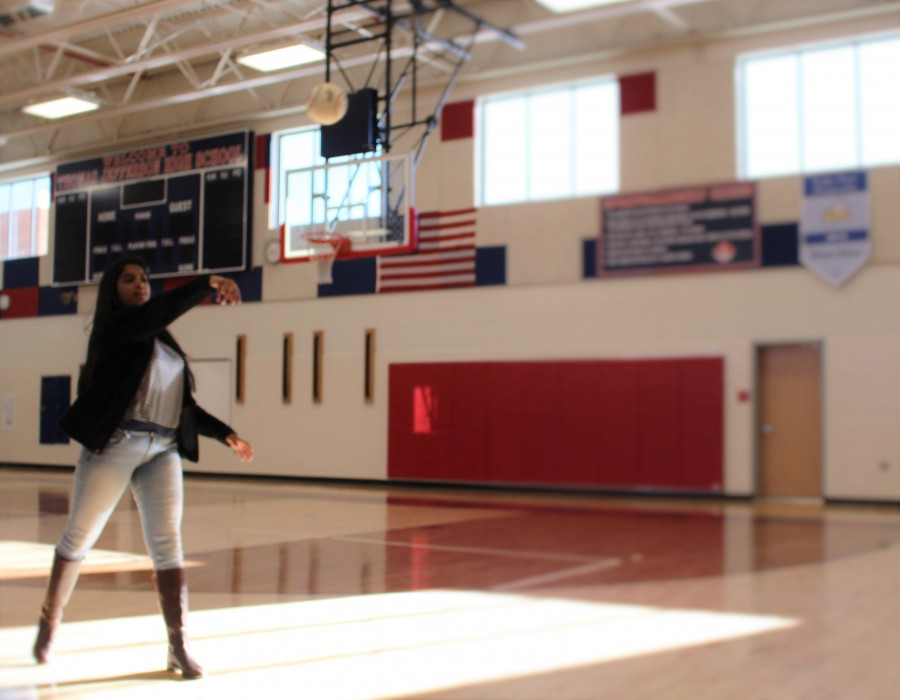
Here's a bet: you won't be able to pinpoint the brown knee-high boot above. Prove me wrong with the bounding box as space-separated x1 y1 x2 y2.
153 567 204 680
33 551 82 664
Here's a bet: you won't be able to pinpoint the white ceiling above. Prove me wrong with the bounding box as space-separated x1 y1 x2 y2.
0 0 897 173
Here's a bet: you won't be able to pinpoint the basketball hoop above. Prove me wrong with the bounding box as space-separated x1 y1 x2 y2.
301 233 348 284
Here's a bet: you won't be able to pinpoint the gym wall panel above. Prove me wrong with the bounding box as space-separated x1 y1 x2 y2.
557 362 609 485
389 363 475 480
391 362 492 482
593 362 641 487
388 358 724 491
387 364 419 478
410 364 457 479
636 360 681 487
486 362 562 485
452 362 491 483
680 358 725 490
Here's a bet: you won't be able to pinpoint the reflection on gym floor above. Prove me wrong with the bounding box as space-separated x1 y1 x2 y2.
3 467 900 699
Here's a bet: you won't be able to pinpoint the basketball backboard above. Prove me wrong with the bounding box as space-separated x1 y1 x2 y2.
280 151 416 264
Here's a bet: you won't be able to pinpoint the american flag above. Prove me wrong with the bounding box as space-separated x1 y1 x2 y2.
377 208 477 293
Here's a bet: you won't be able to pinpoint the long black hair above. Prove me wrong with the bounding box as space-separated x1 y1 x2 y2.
79 256 148 394
91 255 149 333
79 256 194 395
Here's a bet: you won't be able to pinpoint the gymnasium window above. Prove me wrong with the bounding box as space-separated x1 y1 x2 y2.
476 78 619 206
738 33 900 179
0 174 50 261
269 126 383 230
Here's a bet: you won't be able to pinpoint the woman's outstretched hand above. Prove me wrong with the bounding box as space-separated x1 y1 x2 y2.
209 275 241 305
226 434 254 462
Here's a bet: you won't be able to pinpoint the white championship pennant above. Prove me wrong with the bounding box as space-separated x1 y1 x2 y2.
799 171 870 287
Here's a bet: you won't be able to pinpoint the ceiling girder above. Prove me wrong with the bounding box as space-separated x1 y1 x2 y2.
2 0 899 172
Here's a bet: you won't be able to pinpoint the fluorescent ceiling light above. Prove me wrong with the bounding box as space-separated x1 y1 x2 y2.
22 95 99 119
29 0 57 13
535 0 635 12
236 43 325 72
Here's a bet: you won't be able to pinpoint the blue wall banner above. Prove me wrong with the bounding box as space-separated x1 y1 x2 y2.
800 171 869 287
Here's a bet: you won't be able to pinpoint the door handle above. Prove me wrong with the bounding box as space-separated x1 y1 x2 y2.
761 423 773 435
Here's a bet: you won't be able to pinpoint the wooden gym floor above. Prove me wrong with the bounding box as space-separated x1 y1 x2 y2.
3 466 900 699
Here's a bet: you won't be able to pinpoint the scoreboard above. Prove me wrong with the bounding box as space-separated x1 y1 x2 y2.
53 131 252 285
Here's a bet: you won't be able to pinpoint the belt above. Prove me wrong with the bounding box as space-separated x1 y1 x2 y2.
119 419 177 439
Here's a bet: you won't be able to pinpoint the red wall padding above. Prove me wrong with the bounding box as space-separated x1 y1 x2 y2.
388 358 723 491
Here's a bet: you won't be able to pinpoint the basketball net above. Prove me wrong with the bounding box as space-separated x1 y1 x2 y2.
302 233 346 284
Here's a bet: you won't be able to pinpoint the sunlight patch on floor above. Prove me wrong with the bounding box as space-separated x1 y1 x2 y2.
0 542 206 581
0 541 156 581
0 589 797 699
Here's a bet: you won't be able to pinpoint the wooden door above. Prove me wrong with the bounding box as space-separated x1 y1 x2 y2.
757 344 823 499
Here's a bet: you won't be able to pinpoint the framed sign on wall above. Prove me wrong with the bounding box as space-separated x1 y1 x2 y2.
598 182 759 277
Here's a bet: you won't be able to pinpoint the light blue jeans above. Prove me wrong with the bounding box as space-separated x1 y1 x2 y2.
57 429 185 571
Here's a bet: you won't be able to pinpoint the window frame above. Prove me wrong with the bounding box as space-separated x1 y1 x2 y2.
0 172 51 262
737 31 900 179
475 77 620 207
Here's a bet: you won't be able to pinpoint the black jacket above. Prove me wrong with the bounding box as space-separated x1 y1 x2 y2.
59 276 234 462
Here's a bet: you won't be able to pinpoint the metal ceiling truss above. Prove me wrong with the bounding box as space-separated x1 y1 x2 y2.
322 0 520 166
1 0 899 173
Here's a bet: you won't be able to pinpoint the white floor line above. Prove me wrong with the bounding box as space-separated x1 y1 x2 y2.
330 535 603 563
493 558 624 591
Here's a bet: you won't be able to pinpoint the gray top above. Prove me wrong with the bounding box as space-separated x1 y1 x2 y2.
123 338 185 430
